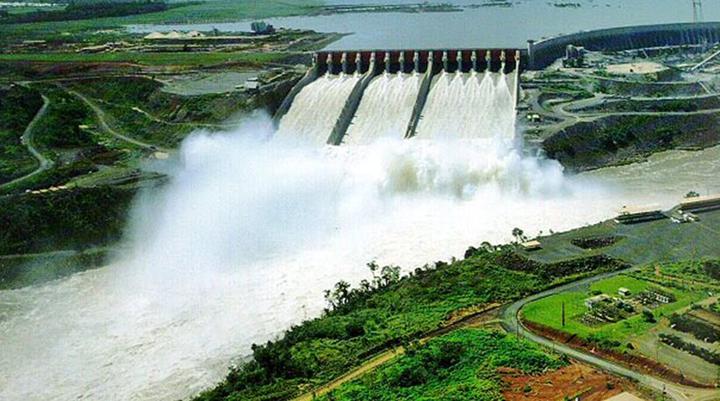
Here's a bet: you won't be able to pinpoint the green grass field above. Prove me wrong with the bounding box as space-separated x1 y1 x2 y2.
0 51 289 67
522 272 709 349
0 0 323 45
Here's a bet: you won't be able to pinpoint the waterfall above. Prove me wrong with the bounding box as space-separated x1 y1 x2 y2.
415 72 515 140
276 73 360 144
343 72 421 145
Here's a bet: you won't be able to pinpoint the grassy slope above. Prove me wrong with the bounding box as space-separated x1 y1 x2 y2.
0 85 44 183
61 76 256 147
0 52 289 66
0 83 124 195
543 114 720 172
194 250 623 401
0 0 324 44
318 328 566 401
0 186 137 255
195 207 720 401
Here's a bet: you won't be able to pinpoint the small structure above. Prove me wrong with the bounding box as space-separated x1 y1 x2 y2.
618 287 631 297
679 193 720 213
251 21 275 35
585 294 610 309
242 77 260 93
639 289 675 305
563 44 586 67
520 240 542 251
651 291 672 304
615 204 664 224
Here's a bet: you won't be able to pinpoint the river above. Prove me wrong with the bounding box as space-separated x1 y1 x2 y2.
3 2 720 400
128 0 720 49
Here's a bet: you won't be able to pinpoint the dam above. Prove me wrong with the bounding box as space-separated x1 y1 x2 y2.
274 49 522 145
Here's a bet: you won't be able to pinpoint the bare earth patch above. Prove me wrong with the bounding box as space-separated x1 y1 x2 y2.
501 363 626 401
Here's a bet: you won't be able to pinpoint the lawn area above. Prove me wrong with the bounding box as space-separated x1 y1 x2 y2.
521 271 709 350
0 51 289 67
592 275 649 296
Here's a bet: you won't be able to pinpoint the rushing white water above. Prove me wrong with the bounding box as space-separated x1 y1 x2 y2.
277 73 360 144
416 72 515 140
344 72 421 144
1 70 717 401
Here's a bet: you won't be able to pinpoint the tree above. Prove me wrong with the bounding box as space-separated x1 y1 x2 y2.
512 227 527 243
380 265 400 286
642 309 656 323
324 280 351 309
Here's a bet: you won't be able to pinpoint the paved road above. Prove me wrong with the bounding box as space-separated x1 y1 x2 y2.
500 268 720 401
0 94 54 190
129 105 234 130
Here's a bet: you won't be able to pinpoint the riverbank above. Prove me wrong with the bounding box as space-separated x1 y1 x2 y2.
544 113 720 172
194 206 720 401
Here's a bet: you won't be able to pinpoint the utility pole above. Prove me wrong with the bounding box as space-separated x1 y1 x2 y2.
693 0 703 23
561 301 566 327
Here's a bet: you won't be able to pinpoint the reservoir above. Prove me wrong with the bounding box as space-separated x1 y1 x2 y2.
128 0 720 49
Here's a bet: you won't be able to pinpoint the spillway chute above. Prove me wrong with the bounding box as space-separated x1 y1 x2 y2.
273 48 524 145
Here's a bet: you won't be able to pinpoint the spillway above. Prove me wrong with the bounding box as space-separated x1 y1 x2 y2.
415 72 515 140
274 49 522 144
343 72 421 145
276 73 360 144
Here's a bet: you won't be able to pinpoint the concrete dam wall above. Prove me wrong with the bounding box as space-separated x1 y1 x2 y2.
274 49 523 145
529 22 720 69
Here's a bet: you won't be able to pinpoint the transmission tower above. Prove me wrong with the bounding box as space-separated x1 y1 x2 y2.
693 0 703 23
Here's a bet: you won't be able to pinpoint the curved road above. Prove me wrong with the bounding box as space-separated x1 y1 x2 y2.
500 268 720 401
65 88 168 152
0 94 54 190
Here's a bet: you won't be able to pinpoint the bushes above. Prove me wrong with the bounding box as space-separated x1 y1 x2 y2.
0 248 110 290
195 247 619 401
33 87 95 149
703 260 720 280
660 334 720 365
571 236 620 250
319 329 566 401
669 314 719 343
543 113 720 171
0 85 43 182
493 250 628 280
0 186 136 255
0 1 176 24
0 85 43 133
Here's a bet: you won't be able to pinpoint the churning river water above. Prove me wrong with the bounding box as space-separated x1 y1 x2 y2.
4 2 720 400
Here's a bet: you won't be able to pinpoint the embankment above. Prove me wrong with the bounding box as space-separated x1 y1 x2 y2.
543 113 720 171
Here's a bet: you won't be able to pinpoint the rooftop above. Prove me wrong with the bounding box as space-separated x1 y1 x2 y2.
618 204 662 216
680 193 720 207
